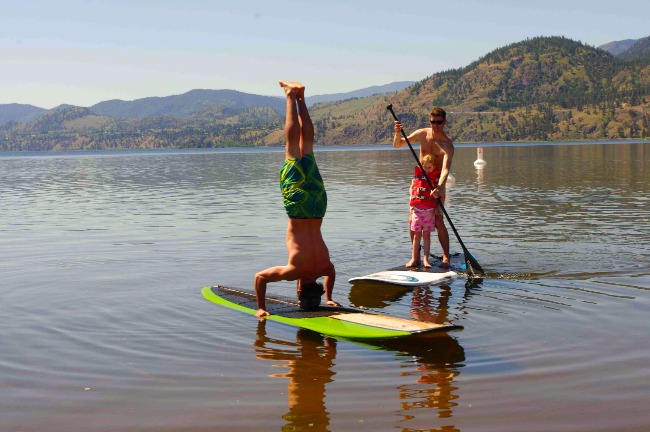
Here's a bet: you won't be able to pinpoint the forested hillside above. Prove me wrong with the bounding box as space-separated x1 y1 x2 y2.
617 36 650 62
304 36 650 145
1 36 649 151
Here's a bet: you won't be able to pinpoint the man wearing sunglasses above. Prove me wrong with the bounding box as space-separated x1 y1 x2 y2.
393 107 455 268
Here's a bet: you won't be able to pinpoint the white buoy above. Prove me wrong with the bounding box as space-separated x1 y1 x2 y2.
474 147 486 167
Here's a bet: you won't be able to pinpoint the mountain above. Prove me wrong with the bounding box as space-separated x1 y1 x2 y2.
90 89 286 119
600 36 650 62
301 36 650 144
2 36 649 150
0 103 47 123
599 38 639 56
617 36 650 62
423 36 625 110
0 82 414 125
307 81 415 106
30 105 96 132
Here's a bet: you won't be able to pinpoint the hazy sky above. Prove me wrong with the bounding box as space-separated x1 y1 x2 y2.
1 0 649 108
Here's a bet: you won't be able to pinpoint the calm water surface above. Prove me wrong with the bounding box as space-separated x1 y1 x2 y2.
1 142 649 431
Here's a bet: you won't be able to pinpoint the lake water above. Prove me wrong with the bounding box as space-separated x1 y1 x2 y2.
1 142 649 431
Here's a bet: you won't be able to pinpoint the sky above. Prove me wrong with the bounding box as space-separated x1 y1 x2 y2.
1 0 649 109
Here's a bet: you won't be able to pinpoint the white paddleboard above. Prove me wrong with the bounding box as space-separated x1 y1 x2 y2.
348 270 457 287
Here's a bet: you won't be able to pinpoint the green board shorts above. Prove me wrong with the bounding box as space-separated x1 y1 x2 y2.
280 153 327 219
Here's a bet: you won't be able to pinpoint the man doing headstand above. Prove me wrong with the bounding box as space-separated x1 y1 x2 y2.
254 81 339 319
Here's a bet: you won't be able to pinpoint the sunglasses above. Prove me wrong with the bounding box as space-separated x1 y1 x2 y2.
430 119 444 125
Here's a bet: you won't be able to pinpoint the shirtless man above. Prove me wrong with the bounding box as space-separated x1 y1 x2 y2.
254 81 340 319
393 107 455 268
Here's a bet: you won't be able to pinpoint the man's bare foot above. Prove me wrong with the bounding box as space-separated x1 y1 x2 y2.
423 259 432 269
439 257 451 269
279 80 304 97
296 85 305 101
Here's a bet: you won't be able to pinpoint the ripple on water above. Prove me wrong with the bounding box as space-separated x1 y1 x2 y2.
1 145 649 431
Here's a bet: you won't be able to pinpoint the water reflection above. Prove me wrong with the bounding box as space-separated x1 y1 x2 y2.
254 321 337 431
348 280 412 308
476 166 484 186
349 280 473 430
375 335 464 432
254 318 466 432
410 283 455 324
2 143 648 431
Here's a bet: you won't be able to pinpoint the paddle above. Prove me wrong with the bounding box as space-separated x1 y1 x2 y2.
386 104 485 277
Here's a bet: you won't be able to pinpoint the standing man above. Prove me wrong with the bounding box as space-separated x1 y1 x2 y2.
254 81 340 319
393 108 455 268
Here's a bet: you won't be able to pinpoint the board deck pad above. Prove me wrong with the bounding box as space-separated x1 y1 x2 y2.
348 270 457 286
209 285 360 318
427 252 467 272
386 252 468 272
331 313 454 332
203 285 462 339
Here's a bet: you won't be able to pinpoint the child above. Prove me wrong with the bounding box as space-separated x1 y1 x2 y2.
406 155 440 268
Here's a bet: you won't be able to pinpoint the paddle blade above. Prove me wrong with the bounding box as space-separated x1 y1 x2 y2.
464 251 485 277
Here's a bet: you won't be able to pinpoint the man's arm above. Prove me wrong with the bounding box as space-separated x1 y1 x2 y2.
436 155 451 190
433 142 454 198
393 121 422 148
322 264 339 307
254 265 297 317
437 144 454 188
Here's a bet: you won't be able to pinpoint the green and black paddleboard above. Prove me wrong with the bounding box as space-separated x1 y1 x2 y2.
202 285 462 340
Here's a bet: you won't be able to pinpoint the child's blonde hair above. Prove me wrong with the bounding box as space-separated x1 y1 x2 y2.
421 155 433 166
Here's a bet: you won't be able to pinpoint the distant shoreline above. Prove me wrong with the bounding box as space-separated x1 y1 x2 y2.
2 139 649 158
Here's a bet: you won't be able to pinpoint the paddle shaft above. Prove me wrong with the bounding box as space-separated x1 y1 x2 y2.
386 104 485 276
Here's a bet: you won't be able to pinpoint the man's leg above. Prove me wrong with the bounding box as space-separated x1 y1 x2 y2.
435 212 451 267
296 86 314 157
280 81 301 159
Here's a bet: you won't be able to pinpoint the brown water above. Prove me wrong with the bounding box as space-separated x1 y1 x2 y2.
1 142 649 431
